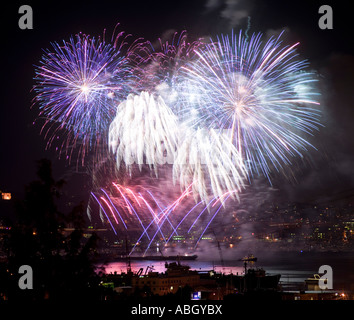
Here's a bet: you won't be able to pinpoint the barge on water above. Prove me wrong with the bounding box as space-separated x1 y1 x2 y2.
113 254 198 261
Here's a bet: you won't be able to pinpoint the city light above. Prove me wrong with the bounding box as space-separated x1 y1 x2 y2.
1 193 11 200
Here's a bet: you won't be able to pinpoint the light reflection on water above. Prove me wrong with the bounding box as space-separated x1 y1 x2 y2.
101 260 242 274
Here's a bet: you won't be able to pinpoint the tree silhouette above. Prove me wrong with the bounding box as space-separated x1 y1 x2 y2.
1 159 101 301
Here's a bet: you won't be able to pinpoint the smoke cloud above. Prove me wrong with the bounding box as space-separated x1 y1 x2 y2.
205 0 254 28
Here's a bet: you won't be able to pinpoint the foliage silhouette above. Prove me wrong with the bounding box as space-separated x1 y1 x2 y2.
1 159 102 301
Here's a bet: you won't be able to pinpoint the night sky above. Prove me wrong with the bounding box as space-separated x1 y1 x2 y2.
1 0 353 205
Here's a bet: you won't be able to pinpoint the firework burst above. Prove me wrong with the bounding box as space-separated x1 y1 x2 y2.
134 31 204 109
33 32 136 165
108 91 179 175
145 31 203 84
173 127 246 203
176 31 321 181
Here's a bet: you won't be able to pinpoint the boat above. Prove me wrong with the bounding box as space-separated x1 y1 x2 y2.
240 254 258 262
114 254 198 261
140 254 198 261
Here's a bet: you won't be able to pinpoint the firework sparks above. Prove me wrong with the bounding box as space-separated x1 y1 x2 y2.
108 91 179 175
176 31 321 181
173 127 246 203
33 32 136 164
136 31 204 104
90 181 238 253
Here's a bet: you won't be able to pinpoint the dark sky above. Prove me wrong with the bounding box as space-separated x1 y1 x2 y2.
1 0 353 204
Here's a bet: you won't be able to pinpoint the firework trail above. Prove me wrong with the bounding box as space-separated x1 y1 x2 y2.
176 31 321 181
194 192 234 248
108 91 179 175
33 32 138 165
90 179 238 253
108 91 246 204
90 192 118 236
90 182 183 248
173 127 246 203
137 187 238 253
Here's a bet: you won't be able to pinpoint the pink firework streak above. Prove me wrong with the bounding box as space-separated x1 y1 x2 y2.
90 183 238 254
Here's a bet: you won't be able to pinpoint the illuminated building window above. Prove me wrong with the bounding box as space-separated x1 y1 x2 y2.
1 193 11 200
